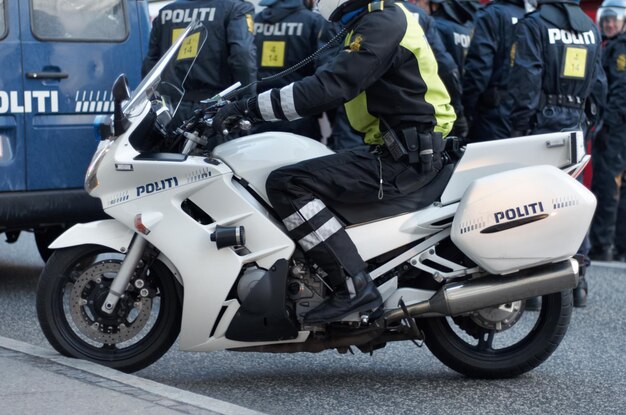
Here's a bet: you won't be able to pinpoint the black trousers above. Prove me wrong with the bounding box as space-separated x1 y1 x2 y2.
590 129 626 254
265 147 441 289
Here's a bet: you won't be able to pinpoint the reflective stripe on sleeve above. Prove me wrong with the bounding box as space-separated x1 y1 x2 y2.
280 83 301 121
258 90 280 121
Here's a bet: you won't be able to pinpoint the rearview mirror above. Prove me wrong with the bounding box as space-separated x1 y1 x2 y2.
112 74 130 102
112 74 130 135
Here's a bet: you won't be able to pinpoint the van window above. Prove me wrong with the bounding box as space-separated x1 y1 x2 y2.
0 0 6 38
31 0 128 41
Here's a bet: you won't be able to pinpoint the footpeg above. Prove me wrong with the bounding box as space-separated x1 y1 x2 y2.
399 298 424 347
360 306 383 325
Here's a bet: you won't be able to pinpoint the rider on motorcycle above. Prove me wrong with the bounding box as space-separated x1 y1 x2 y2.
212 0 456 324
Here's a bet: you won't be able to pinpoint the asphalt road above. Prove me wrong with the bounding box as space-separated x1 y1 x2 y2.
1 233 625 415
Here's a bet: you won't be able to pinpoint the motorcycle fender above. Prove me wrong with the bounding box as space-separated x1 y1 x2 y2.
49 220 134 252
48 220 183 286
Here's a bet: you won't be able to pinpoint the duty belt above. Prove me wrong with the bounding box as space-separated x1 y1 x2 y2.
380 123 443 174
541 94 585 109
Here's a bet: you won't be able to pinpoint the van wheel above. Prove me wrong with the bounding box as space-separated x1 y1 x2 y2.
35 226 67 262
419 291 573 379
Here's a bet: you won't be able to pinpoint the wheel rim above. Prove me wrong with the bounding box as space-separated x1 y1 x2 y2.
443 297 550 355
68 259 153 345
51 248 173 360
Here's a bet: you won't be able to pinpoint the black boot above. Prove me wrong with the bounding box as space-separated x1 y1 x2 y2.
573 276 588 308
573 257 588 308
303 271 382 324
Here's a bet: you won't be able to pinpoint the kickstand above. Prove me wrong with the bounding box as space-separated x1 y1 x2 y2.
399 298 424 348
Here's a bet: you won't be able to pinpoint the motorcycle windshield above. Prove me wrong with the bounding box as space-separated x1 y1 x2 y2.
123 21 208 120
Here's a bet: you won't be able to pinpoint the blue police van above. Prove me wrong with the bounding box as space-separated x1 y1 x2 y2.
0 0 150 259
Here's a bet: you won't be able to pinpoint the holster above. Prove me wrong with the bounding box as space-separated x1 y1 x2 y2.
382 125 443 174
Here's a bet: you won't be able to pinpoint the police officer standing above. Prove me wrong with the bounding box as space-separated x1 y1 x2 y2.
211 0 455 323
507 0 604 136
461 0 483 19
429 0 474 71
252 0 327 139
462 0 526 141
589 0 626 263
142 0 257 124
507 0 606 307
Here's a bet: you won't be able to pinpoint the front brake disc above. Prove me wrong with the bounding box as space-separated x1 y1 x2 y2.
69 260 152 345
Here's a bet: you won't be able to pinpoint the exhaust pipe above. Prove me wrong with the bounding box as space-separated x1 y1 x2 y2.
384 258 579 324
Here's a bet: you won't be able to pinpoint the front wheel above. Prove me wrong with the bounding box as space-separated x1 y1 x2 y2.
419 290 573 378
36 244 182 373
34 225 68 262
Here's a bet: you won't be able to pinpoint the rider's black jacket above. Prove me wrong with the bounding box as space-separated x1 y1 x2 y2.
253 0 456 145
142 0 257 99
399 1 458 76
508 4 605 133
399 1 465 123
254 0 326 90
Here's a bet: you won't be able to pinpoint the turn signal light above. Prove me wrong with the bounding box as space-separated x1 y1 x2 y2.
134 214 151 235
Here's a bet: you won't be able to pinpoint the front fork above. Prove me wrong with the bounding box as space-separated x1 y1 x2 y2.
101 234 148 314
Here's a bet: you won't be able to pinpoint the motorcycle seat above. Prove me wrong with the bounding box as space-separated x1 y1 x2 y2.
330 163 455 226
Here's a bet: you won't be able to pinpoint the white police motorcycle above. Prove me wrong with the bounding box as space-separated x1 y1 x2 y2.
36 23 595 376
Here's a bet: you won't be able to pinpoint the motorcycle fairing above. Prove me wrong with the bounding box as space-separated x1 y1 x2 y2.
224 259 299 342
213 133 334 204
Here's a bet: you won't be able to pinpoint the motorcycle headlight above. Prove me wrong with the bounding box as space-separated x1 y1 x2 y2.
84 140 113 193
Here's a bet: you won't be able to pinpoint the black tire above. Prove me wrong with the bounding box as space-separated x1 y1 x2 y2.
35 226 68 262
36 244 182 373
420 290 573 379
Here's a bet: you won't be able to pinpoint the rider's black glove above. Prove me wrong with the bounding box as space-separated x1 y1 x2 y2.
212 97 262 136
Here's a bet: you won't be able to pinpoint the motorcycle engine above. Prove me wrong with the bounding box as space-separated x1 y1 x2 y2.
236 267 267 302
286 260 327 321
235 261 327 321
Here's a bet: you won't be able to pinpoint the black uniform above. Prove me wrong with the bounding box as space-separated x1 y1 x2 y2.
462 0 526 141
508 2 605 135
590 32 626 259
507 0 606 307
431 0 474 72
318 20 365 150
142 0 256 123
252 0 326 139
213 0 455 322
401 1 468 137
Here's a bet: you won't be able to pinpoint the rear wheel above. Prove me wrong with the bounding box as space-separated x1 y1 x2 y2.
419 291 573 378
36 244 182 373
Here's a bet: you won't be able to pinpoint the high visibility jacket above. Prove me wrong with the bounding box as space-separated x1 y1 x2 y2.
255 0 455 144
